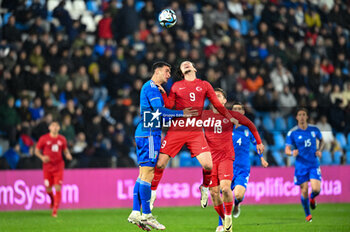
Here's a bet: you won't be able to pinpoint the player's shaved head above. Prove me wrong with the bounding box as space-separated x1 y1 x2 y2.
151 61 171 75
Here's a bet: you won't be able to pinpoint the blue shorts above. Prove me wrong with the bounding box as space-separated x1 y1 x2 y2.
231 166 250 190
135 135 161 167
294 166 322 185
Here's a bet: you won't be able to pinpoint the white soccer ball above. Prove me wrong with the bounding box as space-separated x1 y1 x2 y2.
158 9 177 28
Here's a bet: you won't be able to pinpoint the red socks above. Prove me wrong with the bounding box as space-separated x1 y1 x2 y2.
54 191 61 209
151 167 164 191
47 191 54 208
202 169 212 188
214 204 225 219
224 201 233 216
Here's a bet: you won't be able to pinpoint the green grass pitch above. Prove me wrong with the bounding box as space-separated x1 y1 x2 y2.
1 203 349 232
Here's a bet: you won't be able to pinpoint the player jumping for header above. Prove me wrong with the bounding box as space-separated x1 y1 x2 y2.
128 61 197 231
150 61 239 211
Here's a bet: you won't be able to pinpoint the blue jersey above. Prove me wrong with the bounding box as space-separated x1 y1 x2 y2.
285 125 322 169
232 125 257 171
135 80 183 137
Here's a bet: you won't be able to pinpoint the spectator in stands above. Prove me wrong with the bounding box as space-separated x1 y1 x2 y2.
270 58 294 93
0 96 21 146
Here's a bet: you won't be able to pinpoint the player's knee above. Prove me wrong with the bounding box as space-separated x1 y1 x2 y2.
202 163 212 171
221 185 231 195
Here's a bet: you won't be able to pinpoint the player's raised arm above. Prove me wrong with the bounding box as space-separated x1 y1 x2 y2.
204 81 239 126
229 110 262 145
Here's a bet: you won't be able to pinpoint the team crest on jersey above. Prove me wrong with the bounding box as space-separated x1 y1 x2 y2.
311 131 315 138
196 86 202 92
244 129 249 137
298 135 302 139
223 118 229 124
57 140 62 146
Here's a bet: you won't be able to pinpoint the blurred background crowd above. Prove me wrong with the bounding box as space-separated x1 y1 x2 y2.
0 0 350 169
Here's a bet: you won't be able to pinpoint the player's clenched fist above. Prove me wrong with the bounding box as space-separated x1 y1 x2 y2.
293 149 299 157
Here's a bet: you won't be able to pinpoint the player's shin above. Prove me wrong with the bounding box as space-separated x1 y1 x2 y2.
140 180 152 214
132 178 141 212
300 195 311 217
214 204 225 219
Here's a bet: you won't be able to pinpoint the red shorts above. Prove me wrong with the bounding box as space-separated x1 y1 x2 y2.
209 159 233 188
43 169 63 187
160 130 210 158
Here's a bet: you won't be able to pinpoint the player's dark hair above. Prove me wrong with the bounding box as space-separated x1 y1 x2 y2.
214 88 227 99
232 101 244 111
151 61 171 75
295 106 308 116
175 61 195 80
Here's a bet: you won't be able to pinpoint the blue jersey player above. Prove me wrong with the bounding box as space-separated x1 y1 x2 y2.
285 107 324 222
216 102 268 232
128 62 197 231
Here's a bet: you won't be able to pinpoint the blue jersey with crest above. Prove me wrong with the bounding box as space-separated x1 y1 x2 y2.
232 125 257 170
285 125 322 169
135 80 183 137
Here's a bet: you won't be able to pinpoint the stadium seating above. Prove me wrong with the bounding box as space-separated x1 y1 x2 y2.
272 151 285 166
333 151 343 165
275 117 287 133
262 116 274 131
321 150 333 165
336 133 347 149
179 151 192 167
270 132 285 151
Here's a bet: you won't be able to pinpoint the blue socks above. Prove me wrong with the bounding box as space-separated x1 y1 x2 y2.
310 191 319 199
132 178 141 212
301 195 311 216
218 216 223 226
235 197 243 206
140 180 152 214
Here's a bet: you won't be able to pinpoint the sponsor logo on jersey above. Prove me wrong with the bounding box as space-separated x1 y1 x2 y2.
245 129 249 137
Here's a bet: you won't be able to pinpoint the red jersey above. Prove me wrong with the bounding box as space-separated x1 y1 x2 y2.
162 79 234 130
202 110 262 163
36 133 67 172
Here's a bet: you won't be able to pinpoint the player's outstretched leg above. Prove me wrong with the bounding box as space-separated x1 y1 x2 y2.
196 152 213 208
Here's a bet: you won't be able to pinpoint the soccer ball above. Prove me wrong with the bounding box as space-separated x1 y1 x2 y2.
158 9 177 28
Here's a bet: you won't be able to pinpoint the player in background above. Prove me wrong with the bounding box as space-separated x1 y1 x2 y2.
216 102 268 232
35 121 72 217
128 61 197 231
285 107 324 222
203 89 264 232
150 61 239 210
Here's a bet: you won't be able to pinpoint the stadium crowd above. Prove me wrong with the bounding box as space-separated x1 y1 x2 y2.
0 0 349 169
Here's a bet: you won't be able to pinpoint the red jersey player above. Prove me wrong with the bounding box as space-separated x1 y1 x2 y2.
202 88 264 232
35 121 72 217
150 61 239 210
